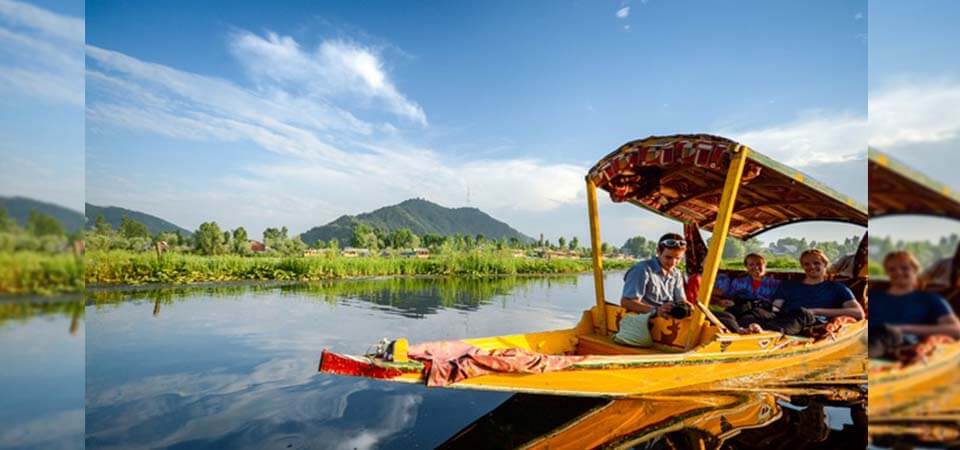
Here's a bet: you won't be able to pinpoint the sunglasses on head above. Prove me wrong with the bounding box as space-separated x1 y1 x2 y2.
660 239 687 248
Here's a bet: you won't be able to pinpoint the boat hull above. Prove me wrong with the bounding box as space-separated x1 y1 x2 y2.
319 313 866 397
869 340 960 416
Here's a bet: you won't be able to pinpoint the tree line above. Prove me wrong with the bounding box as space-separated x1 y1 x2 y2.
870 234 958 268
82 214 615 257
620 234 866 263
0 207 80 253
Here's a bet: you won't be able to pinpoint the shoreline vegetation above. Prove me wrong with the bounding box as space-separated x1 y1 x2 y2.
3 207 955 294
84 250 637 286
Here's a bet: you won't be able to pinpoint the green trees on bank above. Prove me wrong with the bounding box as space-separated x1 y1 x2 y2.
871 234 959 268
618 233 867 263
17 206 952 269
0 208 78 253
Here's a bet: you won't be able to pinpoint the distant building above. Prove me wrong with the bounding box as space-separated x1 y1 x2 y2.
249 240 266 253
401 248 430 258
605 252 634 261
535 249 579 259
341 247 371 257
546 250 577 259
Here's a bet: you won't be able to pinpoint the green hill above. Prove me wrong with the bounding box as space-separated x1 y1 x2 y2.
85 203 192 236
300 198 533 245
0 196 84 232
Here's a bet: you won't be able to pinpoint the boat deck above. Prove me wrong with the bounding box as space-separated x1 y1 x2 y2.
574 333 664 356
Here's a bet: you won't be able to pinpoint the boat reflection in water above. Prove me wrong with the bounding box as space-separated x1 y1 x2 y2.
440 389 864 449
870 365 960 449
441 339 866 450
867 149 960 449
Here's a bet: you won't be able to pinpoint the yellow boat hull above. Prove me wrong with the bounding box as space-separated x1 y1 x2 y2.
869 341 960 417
320 304 867 397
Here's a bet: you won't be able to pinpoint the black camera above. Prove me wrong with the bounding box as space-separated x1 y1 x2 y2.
667 301 692 319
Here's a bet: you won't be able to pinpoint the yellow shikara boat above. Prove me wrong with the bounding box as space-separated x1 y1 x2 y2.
319 134 868 396
868 148 960 414
440 344 867 449
439 391 783 449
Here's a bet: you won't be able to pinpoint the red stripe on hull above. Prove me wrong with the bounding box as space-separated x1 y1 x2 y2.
319 350 419 380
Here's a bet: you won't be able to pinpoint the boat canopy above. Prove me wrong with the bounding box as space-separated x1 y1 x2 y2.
869 148 960 220
587 134 868 239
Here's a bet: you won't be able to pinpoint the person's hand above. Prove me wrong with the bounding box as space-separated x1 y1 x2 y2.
658 303 673 317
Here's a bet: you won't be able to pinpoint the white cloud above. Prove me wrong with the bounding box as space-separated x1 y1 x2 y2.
616 6 630 18
0 1 84 210
869 78 960 148
87 37 588 234
0 409 83 450
229 31 427 126
0 0 83 105
0 0 82 41
717 111 867 167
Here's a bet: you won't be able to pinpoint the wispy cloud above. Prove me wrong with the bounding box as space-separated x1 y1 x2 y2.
0 0 83 105
0 408 83 450
717 111 867 167
87 32 588 233
228 31 427 126
869 78 960 148
616 6 630 19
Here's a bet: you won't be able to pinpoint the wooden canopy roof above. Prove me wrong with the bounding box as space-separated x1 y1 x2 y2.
868 148 960 220
587 134 868 240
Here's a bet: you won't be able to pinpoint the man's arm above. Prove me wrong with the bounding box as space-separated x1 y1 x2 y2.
620 265 651 313
620 297 656 314
808 299 865 320
893 314 960 339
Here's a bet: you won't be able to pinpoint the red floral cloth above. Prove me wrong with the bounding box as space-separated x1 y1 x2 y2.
407 340 586 387
901 334 956 365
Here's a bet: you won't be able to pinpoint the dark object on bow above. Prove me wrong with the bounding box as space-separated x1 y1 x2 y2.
667 301 692 319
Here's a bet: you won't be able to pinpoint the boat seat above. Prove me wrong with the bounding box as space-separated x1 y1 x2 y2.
574 333 664 356
718 269 868 307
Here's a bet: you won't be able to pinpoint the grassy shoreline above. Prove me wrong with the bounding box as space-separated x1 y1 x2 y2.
83 250 636 286
0 252 83 295
3 249 807 295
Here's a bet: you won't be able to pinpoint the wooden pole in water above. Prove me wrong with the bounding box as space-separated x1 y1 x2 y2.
690 146 749 345
586 178 608 335
69 305 80 336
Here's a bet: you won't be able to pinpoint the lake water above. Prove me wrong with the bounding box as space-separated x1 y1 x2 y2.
5 273 877 449
0 297 84 450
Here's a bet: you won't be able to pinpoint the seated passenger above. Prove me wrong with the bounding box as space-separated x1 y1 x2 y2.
620 233 688 318
871 251 960 341
920 256 955 291
828 253 856 278
714 253 780 306
741 249 864 335
709 253 779 334
770 249 864 320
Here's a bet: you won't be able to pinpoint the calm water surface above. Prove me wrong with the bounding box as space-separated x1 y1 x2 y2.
76 273 868 449
0 298 84 450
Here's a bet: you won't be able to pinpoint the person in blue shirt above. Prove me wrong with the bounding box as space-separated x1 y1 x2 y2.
620 233 687 318
713 253 781 305
770 249 865 320
870 251 960 339
708 253 778 334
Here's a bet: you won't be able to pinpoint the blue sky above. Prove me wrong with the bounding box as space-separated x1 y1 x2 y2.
869 0 960 241
5 0 872 246
0 0 84 211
